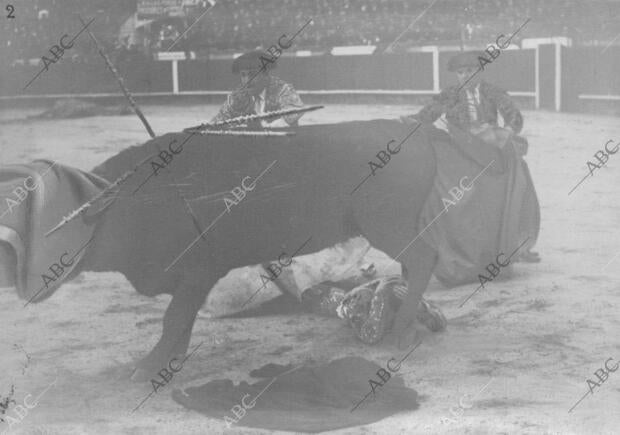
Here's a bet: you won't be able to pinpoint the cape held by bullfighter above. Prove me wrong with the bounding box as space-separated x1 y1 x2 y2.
0 119 444 381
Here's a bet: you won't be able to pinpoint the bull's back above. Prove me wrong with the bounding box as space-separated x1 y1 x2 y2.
88 119 435 295
274 119 436 257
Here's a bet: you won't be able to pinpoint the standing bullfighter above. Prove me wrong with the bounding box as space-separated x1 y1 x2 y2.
402 50 541 287
211 50 305 128
408 51 525 141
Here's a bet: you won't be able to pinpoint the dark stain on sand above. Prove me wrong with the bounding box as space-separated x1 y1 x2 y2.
267 345 294 356
570 275 608 282
102 303 161 315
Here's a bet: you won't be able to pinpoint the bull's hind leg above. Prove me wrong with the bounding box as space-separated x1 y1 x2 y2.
131 275 213 381
392 238 444 348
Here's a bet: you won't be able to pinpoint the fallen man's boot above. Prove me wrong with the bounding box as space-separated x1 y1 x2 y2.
416 299 447 332
302 275 446 345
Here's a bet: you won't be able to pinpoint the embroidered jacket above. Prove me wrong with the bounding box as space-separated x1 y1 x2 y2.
211 75 304 126
408 81 523 133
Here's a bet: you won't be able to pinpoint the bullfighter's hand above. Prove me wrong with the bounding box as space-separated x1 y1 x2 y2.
512 135 528 156
493 127 527 155
470 122 492 135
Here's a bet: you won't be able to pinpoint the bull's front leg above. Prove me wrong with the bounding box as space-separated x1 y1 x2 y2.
131 275 211 381
392 238 444 349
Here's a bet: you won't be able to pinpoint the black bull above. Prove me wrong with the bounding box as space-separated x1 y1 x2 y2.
38 120 441 379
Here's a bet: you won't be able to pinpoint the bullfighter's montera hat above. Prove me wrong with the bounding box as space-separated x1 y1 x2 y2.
232 50 277 73
447 51 484 72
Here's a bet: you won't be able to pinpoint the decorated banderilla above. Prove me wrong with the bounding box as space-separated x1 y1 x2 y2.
183 105 324 133
44 152 158 237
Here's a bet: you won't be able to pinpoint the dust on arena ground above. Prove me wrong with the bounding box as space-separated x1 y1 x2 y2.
0 102 619 435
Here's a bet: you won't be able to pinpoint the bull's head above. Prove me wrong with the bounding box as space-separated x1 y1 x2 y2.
0 161 107 304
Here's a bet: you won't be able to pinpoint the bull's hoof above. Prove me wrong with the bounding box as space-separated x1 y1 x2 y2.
130 366 154 382
396 324 420 351
516 250 541 263
417 299 447 332
130 353 187 382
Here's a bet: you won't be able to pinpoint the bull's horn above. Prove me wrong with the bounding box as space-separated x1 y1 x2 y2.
0 225 26 295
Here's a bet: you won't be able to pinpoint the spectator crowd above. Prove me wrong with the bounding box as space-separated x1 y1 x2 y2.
2 0 619 62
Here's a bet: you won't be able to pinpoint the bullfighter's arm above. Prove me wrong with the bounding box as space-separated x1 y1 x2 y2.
485 83 523 134
210 89 251 124
401 88 453 125
271 83 304 126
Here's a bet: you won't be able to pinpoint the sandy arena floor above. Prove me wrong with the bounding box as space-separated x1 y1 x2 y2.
0 102 619 435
